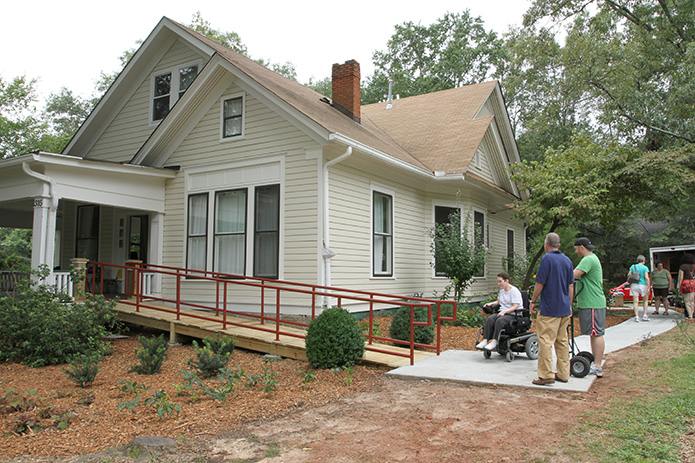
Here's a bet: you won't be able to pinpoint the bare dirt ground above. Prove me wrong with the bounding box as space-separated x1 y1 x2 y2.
2 310 693 463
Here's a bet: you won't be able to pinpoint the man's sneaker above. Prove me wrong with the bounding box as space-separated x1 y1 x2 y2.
589 365 603 377
635 316 640 322
643 315 650 321
475 340 488 349
485 339 498 351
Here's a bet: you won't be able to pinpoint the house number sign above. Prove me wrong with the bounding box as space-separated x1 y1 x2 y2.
33 199 43 207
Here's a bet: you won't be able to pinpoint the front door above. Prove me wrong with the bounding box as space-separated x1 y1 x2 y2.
128 215 149 263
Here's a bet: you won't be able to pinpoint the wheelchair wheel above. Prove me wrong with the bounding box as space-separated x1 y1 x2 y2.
570 355 591 377
578 351 595 364
505 351 514 362
525 335 539 360
483 350 492 359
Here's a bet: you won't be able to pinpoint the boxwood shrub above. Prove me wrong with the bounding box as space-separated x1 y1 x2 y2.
305 307 365 369
388 305 435 346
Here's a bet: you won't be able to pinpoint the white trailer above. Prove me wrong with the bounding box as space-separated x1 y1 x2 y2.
649 245 695 277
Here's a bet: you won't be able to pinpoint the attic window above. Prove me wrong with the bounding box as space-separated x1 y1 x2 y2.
221 94 245 139
151 62 200 122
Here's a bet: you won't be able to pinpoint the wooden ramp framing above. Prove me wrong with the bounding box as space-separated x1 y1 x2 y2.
113 301 435 369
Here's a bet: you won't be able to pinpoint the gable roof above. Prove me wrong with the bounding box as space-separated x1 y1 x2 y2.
68 17 520 191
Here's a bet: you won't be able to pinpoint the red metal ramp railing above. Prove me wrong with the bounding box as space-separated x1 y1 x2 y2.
86 261 457 365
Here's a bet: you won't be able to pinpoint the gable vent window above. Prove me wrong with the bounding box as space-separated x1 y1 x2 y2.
222 96 244 138
151 63 199 122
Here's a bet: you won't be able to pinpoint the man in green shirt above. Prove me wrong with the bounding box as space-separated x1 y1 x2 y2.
573 237 606 377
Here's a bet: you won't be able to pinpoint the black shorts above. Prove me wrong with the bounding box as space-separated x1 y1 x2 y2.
653 287 669 298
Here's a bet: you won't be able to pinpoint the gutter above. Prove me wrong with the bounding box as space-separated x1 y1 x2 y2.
22 160 58 212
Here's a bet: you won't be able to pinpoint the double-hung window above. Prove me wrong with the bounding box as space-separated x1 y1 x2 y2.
474 211 486 277
222 96 244 138
254 185 280 279
186 183 280 279
186 194 208 272
152 63 199 122
373 191 393 277
507 229 515 272
434 206 458 277
214 190 247 276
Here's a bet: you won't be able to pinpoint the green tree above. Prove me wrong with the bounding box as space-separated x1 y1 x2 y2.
512 135 695 288
501 26 591 162
0 76 47 158
363 11 506 104
524 0 695 149
428 208 492 301
40 88 92 153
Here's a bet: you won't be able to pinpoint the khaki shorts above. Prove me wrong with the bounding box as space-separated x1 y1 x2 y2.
578 307 605 336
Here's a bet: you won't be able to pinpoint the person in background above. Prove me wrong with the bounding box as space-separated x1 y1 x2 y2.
677 253 695 319
476 272 523 352
530 232 574 386
574 237 606 378
628 255 651 322
651 261 672 316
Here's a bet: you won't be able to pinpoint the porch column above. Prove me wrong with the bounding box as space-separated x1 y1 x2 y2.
31 197 57 283
149 212 163 298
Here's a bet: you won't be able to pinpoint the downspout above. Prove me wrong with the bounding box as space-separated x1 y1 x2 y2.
22 162 59 283
22 162 58 212
322 146 352 289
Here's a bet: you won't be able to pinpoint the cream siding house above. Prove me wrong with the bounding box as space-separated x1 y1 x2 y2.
0 17 526 313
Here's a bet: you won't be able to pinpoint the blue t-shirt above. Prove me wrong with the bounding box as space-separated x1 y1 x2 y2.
535 250 574 317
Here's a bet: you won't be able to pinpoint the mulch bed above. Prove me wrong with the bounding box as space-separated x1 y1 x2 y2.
0 307 643 459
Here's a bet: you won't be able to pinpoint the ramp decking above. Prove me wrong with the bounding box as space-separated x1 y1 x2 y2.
113 301 435 369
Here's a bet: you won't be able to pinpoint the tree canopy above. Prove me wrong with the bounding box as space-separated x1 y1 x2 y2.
362 11 506 104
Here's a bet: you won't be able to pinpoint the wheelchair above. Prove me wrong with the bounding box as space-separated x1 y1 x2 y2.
475 292 539 362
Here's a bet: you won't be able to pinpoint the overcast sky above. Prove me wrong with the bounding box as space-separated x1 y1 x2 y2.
2 0 531 102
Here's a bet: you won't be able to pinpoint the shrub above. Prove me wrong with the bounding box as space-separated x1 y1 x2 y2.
0 270 119 367
389 306 435 346
187 336 236 378
130 335 168 375
305 307 365 369
64 355 101 387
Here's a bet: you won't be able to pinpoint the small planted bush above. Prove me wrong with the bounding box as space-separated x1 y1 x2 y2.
305 307 365 369
389 306 435 346
130 335 168 375
0 268 119 367
187 335 236 378
64 355 101 387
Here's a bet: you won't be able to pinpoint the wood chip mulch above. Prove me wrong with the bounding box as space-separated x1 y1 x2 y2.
0 309 637 459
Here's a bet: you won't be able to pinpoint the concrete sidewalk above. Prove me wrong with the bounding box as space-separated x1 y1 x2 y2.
386 310 682 392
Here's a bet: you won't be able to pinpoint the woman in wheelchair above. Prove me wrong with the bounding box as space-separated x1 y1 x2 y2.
476 272 524 351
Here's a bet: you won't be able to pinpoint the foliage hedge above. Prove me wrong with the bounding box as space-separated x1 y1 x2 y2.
305 307 365 369
388 306 435 346
0 275 118 367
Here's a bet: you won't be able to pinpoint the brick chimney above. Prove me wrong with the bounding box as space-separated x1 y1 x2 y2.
331 60 361 123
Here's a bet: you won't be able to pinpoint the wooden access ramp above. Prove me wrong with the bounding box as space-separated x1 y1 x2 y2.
113 301 435 369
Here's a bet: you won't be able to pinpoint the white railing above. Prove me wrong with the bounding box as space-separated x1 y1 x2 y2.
53 271 73 297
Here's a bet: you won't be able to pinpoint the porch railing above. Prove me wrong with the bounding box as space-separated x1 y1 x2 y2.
85 261 457 365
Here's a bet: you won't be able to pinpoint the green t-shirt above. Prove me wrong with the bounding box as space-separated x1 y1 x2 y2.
575 253 606 309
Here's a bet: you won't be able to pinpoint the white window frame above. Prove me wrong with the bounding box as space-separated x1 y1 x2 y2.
472 208 487 279
149 60 202 124
506 228 515 273
184 159 284 279
371 185 395 278
432 204 460 278
219 92 246 141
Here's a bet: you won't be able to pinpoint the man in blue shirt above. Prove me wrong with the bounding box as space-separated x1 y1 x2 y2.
530 232 575 385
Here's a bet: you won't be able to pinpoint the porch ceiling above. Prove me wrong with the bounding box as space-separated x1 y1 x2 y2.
0 153 178 220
